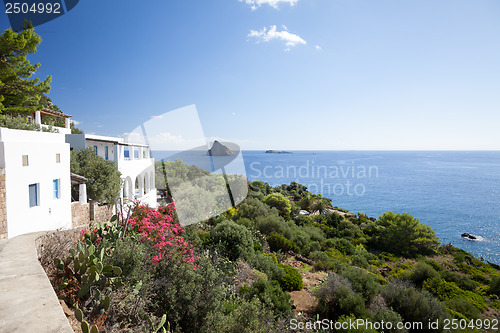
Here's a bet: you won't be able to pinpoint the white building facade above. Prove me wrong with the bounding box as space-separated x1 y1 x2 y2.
0 127 72 238
65 134 157 208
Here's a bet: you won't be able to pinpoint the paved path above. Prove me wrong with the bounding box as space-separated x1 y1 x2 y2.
0 232 73 332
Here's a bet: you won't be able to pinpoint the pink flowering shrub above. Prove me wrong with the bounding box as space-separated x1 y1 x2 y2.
127 203 198 267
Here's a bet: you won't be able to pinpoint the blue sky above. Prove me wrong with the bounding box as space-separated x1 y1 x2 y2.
1 0 500 150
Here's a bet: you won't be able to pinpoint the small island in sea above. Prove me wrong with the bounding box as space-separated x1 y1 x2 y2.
265 150 292 154
206 140 235 156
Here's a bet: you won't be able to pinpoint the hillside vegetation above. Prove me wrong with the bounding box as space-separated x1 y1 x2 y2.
42 176 500 332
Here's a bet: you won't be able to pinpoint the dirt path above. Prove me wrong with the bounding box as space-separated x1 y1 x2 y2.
284 257 327 317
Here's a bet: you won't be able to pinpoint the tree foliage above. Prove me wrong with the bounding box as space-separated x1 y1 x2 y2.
263 193 292 219
70 148 122 204
0 26 52 115
370 212 439 257
212 220 255 261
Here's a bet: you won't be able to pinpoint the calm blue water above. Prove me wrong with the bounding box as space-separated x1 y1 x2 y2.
242 151 500 264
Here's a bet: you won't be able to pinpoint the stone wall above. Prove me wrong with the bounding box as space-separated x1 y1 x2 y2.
71 202 90 228
89 202 114 223
0 169 7 239
71 201 114 226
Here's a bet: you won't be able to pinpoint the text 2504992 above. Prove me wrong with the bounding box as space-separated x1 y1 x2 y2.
5 2 61 14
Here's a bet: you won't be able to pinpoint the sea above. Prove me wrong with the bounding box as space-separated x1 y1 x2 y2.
152 149 500 264
242 150 500 264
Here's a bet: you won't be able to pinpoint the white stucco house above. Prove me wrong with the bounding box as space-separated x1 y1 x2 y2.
65 133 157 208
0 110 157 239
0 127 72 238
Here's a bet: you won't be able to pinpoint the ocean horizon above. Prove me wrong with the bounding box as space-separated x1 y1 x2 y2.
153 149 500 264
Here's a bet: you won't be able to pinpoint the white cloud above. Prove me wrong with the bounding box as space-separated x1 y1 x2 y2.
240 0 298 10
70 119 81 125
315 45 322 50
248 25 306 51
151 115 163 119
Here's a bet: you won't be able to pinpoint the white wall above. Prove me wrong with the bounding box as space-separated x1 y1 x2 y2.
66 133 157 209
0 128 72 238
86 140 115 162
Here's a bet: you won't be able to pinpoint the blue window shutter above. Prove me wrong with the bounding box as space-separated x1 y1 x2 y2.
29 184 38 207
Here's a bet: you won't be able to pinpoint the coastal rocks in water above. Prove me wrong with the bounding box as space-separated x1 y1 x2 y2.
265 150 292 154
207 140 235 156
461 233 477 240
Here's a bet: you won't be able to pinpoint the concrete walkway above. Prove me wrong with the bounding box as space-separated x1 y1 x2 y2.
0 232 73 332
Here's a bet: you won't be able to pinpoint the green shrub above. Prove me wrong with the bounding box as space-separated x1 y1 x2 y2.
302 225 326 243
278 264 303 291
263 193 292 219
0 115 58 132
351 253 369 269
71 148 122 203
235 217 255 229
422 277 486 311
309 250 345 272
240 278 294 316
422 259 442 271
253 241 263 253
105 237 149 284
444 297 481 319
291 230 312 255
370 212 439 257
372 309 408 333
212 220 255 261
316 275 368 320
351 246 379 269
325 211 343 228
382 280 448 333
323 238 355 255
151 252 232 333
251 253 284 281
440 270 478 292
404 262 440 287
489 276 500 296
335 315 378 333
339 267 379 303
234 197 272 221
308 241 322 254
328 220 364 241
256 214 287 236
267 232 299 253
203 298 283 333
379 252 399 262
471 273 491 285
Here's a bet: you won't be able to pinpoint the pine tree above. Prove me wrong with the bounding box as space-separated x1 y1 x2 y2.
0 25 51 115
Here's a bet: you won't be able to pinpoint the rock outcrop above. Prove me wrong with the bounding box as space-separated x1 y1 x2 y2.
207 141 235 156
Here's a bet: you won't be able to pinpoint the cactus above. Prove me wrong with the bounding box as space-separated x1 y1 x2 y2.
52 215 126 331
81 320 89 333
74 307 83 322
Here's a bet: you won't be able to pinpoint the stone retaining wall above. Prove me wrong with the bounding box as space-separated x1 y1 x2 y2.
71 201 114 227
90 202 114 223
71 202 90 227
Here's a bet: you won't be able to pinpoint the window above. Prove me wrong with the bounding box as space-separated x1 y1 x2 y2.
124 147 130 159
134 147 139 159
53 179 60 199
56 153 61 163
22 155 29 166
94 146 98 154
105 146 109 160
29 184 39 207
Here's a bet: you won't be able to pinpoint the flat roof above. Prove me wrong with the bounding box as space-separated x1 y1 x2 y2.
84 134 149 148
